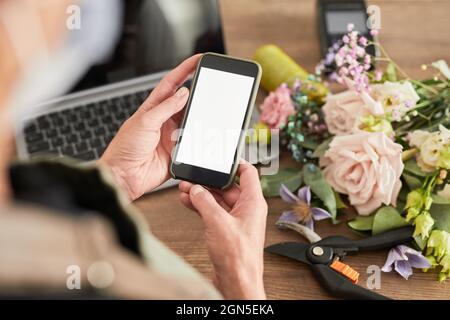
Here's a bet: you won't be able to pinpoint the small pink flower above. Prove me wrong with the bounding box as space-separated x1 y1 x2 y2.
339 66 349 76
359 36 368 46
347 23 355 32
375 70 383 81
259 84 295 129
370 29 379 36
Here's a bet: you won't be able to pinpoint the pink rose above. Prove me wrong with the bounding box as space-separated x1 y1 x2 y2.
322 79 384 135
259 83 295 129
320 132 404 215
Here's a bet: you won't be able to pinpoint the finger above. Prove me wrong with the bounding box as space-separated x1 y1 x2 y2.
141 87 189 129
179 181 194 193
189 185 227 225
210 185 241 208
172 108 186 126
180 181 240 209
179 192 196 212
236 160 263 198
208 191 231 211
144 54 201 108
180 182 231 210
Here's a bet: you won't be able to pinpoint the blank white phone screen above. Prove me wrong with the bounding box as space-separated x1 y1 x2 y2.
175 67 255 173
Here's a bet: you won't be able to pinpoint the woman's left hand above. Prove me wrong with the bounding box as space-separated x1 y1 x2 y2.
99 54 201 201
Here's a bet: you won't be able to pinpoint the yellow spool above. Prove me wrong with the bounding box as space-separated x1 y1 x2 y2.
253 44 328 100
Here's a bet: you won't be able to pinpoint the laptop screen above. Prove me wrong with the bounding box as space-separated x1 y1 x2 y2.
70 0 225 93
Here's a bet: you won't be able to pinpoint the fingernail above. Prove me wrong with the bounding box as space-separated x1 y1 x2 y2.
191 185 204 195
175 87 189 98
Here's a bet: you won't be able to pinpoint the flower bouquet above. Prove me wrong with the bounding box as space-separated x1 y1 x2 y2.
256 24 450 281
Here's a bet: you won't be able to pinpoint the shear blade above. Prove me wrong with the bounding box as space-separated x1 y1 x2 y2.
264 242 311 265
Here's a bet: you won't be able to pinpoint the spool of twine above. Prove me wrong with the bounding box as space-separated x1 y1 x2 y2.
253 44 328 99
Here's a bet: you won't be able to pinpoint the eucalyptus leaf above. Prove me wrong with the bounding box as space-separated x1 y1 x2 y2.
430 203 450 233
404 158 427 177
348 215 374 231
372 206 409 235
312 138 332 158
402 172 423 190
302 163 337 221
260 168 302 197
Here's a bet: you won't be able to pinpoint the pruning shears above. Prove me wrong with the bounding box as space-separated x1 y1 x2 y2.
265 226 414 300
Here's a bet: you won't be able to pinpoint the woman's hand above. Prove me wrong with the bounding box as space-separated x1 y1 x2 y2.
179 161 268 300
99 54 201 201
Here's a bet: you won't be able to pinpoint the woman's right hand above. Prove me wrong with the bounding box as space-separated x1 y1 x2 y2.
178 161 268 300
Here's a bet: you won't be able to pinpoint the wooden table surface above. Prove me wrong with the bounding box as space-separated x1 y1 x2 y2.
134 0 450 299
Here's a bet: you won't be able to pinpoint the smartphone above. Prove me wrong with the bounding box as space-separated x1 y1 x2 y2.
170 53 261 189
317 0 375 57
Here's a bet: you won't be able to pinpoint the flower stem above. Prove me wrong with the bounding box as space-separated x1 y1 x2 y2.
275 221 321 243
370 42 410 79
410 79 440 95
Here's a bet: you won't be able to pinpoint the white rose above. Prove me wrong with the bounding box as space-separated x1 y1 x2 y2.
409 125 450 172
371 81 420 121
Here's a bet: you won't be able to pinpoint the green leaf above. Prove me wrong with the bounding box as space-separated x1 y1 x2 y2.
430 203 450 233
372 206 409 235
414 235 427 250
302 163 337 221
402 172 423 190
386 62 397 82
260 167 302 197
396 187 408 213
312 138 332 158
404 158 427 177
432 194 450 205
298 136 318 150
334 191 347 209
348 215 374 231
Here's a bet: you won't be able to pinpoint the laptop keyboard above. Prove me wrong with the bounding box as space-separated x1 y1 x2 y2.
22 89 152 161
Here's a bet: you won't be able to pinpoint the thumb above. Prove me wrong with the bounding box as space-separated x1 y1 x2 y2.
141 86 189 128
189 185 227 225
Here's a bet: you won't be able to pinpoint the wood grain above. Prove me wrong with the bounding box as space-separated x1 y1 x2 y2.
134 0 450 299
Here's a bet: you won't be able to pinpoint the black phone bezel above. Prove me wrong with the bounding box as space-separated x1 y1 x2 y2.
170 53 260 189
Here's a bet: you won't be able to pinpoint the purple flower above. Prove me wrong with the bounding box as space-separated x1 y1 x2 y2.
381 245 431 280
277 184 332 231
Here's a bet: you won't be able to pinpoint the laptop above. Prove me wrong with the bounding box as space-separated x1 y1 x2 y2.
15 0 225 192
